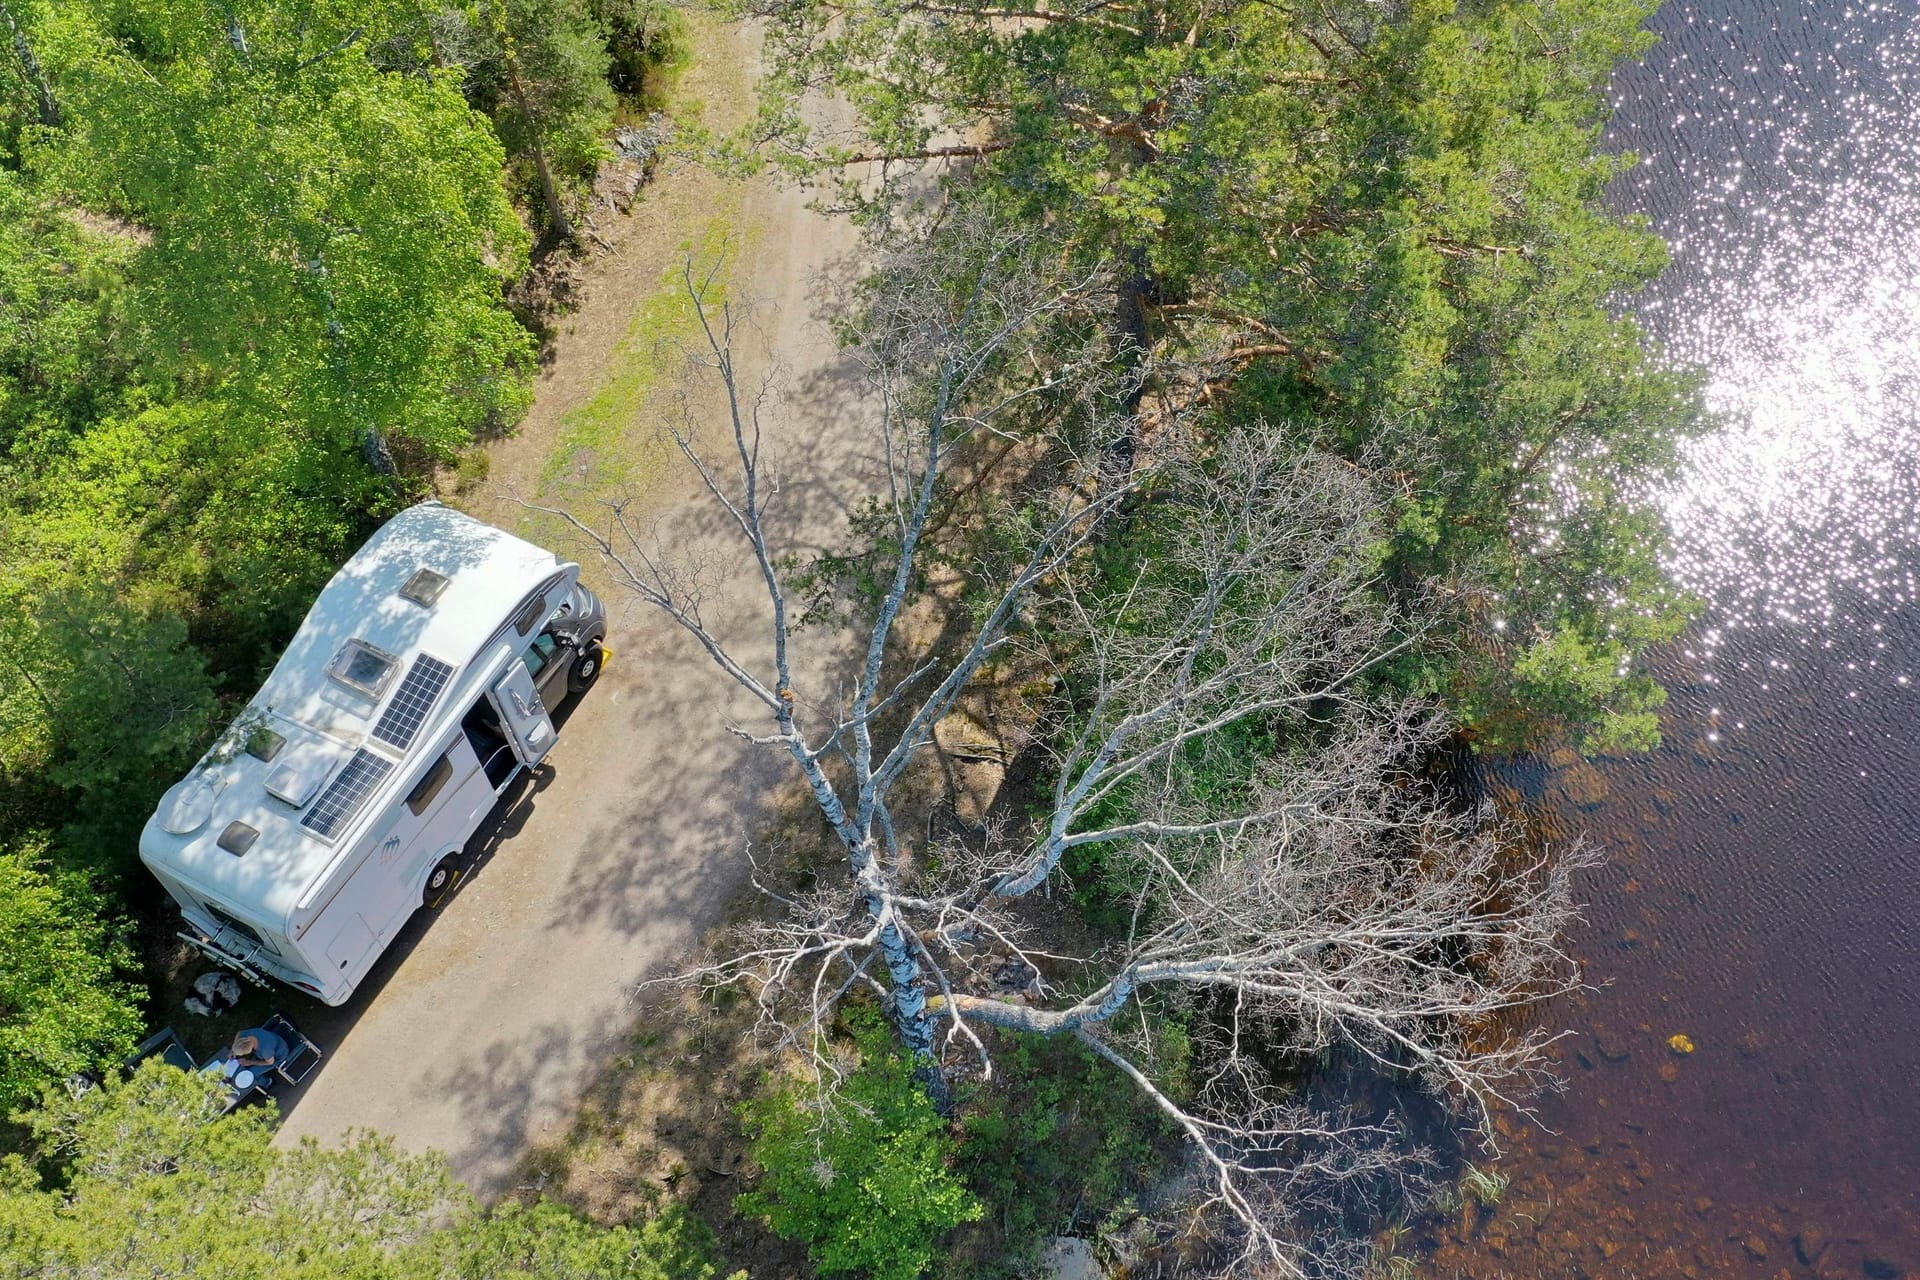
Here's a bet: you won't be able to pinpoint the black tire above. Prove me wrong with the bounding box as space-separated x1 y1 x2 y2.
568 641 605 694
423 855 461 906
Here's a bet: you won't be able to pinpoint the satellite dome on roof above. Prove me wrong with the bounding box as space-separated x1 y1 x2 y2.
159 773 220 836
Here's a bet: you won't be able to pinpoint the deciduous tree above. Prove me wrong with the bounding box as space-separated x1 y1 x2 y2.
539 222 1592 1276
28 0 535 459
0 839 142 1119
744 0 1708 751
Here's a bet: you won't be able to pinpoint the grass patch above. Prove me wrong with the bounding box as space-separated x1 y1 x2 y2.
538 208 744 502
453 445 492 494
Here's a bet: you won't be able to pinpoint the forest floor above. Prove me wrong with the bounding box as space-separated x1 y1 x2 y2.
270 14 886 1199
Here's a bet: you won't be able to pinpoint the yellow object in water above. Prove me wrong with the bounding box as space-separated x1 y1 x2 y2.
1668 1033 1696 1055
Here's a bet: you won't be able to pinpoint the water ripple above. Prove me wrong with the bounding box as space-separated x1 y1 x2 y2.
1606 4 1920 665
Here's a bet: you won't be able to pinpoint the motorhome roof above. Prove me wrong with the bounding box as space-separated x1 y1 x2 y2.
139 503 573 925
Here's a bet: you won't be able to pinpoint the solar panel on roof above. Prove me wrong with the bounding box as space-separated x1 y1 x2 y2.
371 655 454 751
300 749 393 841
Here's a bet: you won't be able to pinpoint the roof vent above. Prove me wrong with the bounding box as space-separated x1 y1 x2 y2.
400 567 451 607
326 638 399 700
217 821 261 857
265 754 331 807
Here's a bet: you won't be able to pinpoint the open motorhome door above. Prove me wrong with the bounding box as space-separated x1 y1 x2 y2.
488 663 556 767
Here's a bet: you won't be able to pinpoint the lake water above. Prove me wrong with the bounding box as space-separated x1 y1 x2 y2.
1426 3 1920 1277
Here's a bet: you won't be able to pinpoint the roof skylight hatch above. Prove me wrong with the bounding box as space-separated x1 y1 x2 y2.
327 638 399 700
217 821 261 857
245 727 286 763
400 567 451 607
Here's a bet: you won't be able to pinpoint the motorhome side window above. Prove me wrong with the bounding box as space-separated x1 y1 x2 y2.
512 593 548 637
406 753 455 816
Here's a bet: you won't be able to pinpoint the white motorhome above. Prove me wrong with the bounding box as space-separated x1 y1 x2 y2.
139 503 608 1005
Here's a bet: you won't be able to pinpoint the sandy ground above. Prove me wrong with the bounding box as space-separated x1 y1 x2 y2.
272 23 883 1196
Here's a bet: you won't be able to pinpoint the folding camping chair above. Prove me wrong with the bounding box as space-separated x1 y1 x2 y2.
262 1012 324 1086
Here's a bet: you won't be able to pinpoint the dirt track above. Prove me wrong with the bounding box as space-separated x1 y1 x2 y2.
272 23 881 1195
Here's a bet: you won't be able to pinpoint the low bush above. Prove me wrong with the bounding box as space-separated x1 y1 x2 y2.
737 1017 981 1280
947 1035 1177 1277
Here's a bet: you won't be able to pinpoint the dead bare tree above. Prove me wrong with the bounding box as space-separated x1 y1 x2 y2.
527 214 1590 1277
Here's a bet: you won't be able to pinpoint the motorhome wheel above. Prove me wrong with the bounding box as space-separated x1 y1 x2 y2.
568 642 604 694
424 855 461 906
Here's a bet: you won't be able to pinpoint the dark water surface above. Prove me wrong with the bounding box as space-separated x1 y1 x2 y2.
1429 3 1920 1277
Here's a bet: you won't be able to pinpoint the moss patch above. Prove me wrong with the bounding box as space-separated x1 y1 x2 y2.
538 208 744 501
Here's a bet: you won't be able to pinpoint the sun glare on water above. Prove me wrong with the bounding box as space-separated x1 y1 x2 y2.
1621 13 1920 665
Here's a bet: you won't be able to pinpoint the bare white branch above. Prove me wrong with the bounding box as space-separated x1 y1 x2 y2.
559 210 1588 1275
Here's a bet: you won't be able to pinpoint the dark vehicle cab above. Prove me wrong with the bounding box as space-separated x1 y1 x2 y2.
522 581 608 707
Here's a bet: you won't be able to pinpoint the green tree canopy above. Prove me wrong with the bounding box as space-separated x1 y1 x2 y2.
752 0 1707 751
0 839 143 1117
27 0 535 459
0 1061 731 1279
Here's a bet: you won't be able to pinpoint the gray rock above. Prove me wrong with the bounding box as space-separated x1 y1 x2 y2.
1039 1237 1102 1280
1593 1035 1632 1063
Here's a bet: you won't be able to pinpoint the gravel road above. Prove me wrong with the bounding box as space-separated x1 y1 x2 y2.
271 64 877 1195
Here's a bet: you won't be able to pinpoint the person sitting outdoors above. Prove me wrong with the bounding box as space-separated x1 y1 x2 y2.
229 1027 291 1074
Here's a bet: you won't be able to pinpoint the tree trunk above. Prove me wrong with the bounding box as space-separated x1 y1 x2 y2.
873 911 952 1110
1107 250 1152 474
1105 117 1164 476
504 64 573 242
0 0 59 128
525 125 574 242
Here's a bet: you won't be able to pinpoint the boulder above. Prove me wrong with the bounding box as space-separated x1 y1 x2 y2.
1558 760 1612 806
1039 1238 1102 1280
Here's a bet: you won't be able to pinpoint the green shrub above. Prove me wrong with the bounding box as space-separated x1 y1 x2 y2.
454 445 494 494
738 1023 982 1280
948 1036 1175 1276
0 838 144 1119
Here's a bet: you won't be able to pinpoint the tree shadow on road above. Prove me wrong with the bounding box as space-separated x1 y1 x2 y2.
264 758 562 1126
